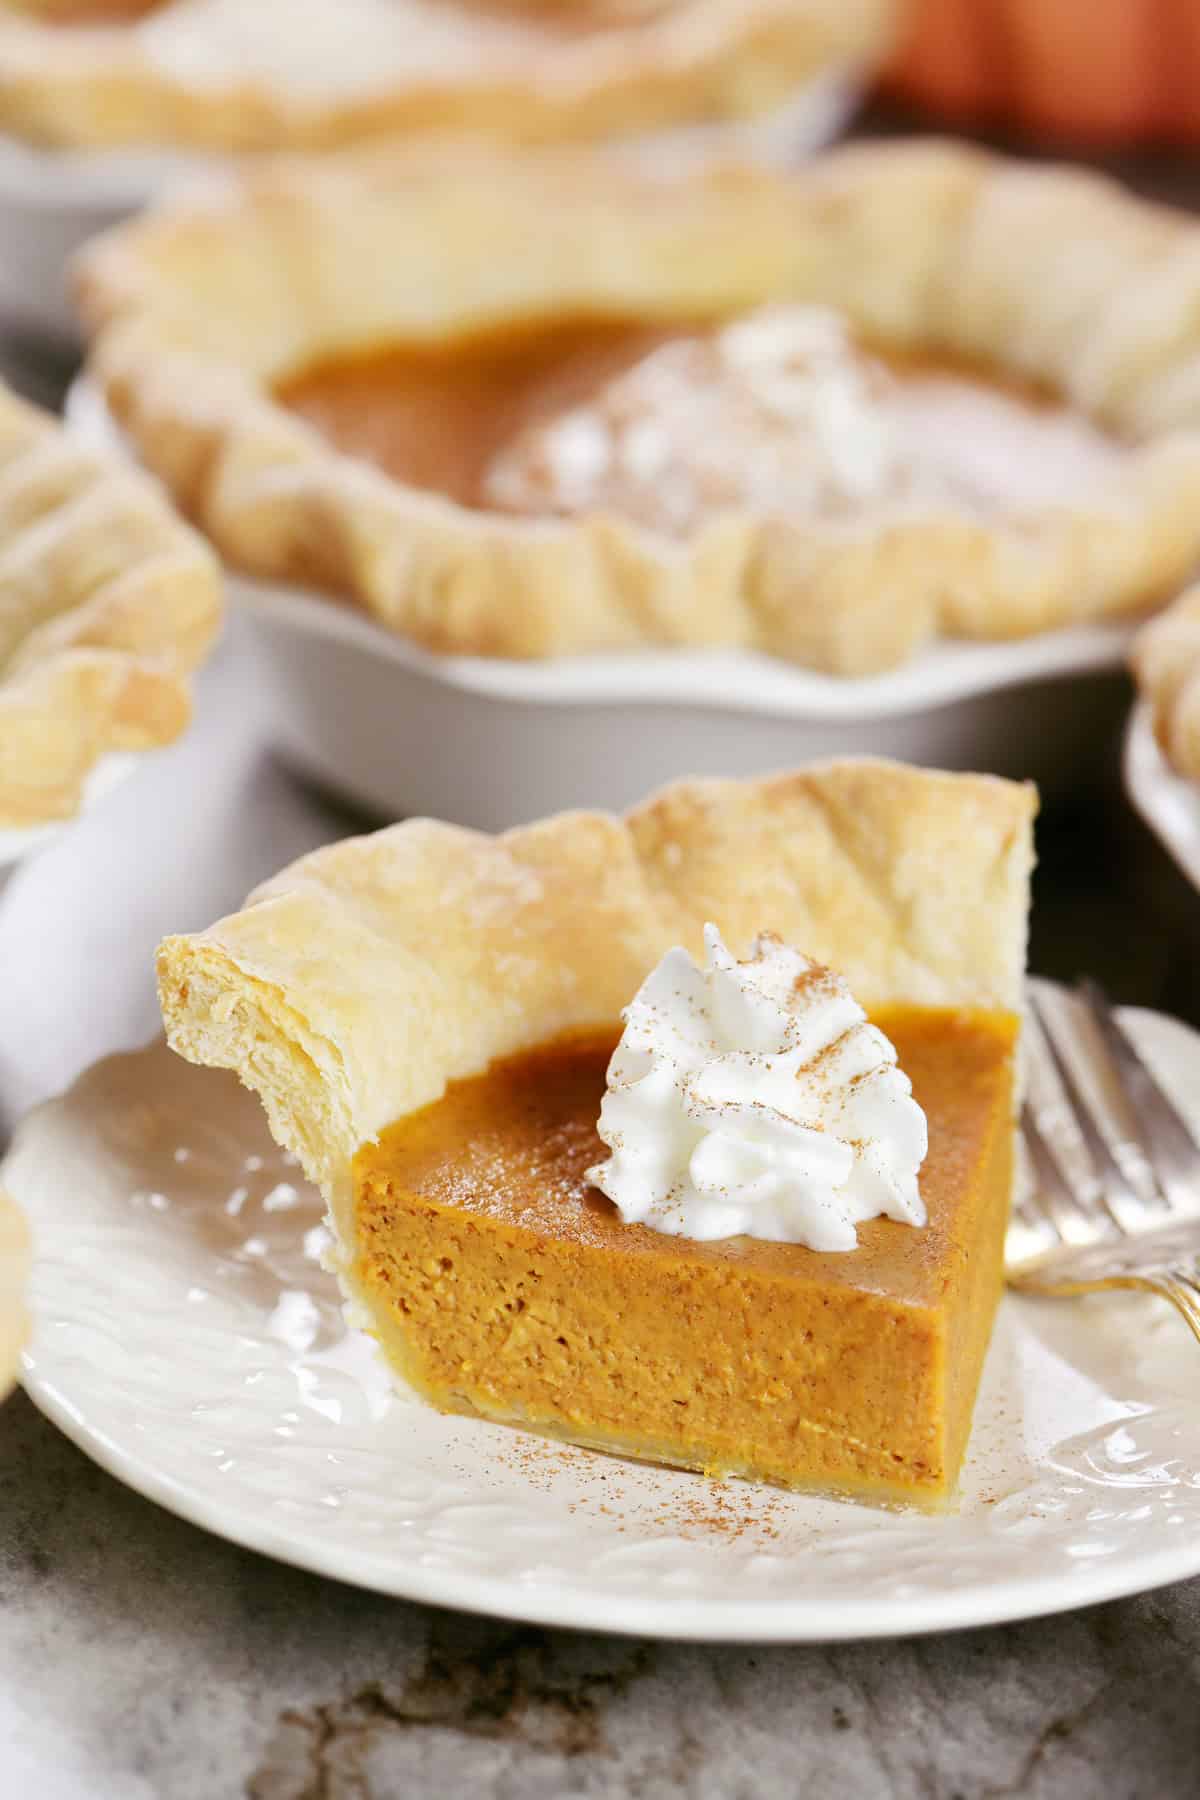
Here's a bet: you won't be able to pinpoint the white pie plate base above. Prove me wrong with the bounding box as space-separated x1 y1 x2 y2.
7 992 1200 1642
1124 699 1200 893
0 753 138 900
0 66 863 347
67 379 1135 828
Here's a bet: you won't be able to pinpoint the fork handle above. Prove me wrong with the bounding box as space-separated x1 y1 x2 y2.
1010 1266 1200 1346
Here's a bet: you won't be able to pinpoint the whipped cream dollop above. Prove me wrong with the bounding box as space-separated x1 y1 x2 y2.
484 304 913 535
586 924 928 1251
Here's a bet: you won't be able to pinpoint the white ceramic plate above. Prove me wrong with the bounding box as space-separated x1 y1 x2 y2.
0 753 138 901
1124 700 1200 893
67 379 1134 826
8 994 1200 1642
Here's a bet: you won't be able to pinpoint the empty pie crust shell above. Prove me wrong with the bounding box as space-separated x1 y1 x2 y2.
77 139 1200 676
1131 581 1200 783
0 0 893 153
0 379 222 827
157 758 1037 1320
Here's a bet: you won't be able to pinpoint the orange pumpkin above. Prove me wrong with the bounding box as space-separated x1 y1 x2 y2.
882 0 1200 144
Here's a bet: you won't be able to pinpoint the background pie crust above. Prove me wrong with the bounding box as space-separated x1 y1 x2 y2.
0 0 893 152
1131 580 1200 783
157 758 1037 1307
0 379 222 826
78 140 1200 675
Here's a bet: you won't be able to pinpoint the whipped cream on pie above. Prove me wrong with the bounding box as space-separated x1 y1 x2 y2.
484 302 1126 536
586 923 928 1251
485 305 915 534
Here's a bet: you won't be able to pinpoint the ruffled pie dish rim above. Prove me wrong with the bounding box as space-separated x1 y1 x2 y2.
0 0 894 154
75 137 1200 679
0 378 222 829
1124 700 1200 895
1130 581 1200 787
156 757 1036 1495
1127 584 1200 889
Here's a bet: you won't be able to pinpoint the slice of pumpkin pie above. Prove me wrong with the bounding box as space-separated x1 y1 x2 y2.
157 759 1036 1504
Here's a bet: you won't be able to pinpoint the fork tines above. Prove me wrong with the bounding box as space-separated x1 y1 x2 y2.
1025 979 1200 1241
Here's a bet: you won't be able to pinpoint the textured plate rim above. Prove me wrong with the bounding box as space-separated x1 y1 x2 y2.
12 998 1200 1643
18 1300 1200 1645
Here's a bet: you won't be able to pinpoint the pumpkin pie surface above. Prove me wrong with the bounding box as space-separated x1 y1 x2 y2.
277 315 1125 533
354 1011 1018 1503
78 139 1200 675
157 759 1037 1505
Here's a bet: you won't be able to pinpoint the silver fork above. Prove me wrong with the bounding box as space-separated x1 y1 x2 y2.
1007 978 1200 1343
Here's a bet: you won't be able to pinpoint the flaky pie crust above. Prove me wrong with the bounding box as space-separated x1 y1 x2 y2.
1132 581 1200 784
157 758 1037 1310
77 139 1200 676
0 0 892 153
0 380 222 827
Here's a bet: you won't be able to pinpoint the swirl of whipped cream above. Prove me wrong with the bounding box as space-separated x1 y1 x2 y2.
586 924 928 1251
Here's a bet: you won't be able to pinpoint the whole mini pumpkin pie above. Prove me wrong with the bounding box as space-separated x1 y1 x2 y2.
158 759 1037 1504
0 376 221 826
78 139 1200 675
0 0 893 152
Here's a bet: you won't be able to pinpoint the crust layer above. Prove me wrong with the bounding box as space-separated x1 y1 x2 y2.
157 758 1037 1285
0 380 222 826
1132 581 1200 783
78 139 1200 675
0 0 891 152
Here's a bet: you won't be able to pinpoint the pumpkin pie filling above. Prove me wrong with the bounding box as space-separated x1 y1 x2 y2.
352 1004 1019 1505
277 306 1127 535
277 317 674 514
13 2 162 21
